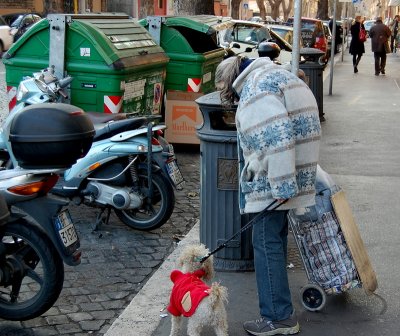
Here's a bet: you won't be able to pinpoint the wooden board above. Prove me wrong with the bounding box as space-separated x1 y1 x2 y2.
331 190 378 294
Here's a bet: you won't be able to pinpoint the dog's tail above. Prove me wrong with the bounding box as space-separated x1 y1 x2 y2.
209 282 228 307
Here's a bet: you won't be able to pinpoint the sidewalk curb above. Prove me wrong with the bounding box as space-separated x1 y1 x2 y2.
105 221 200 336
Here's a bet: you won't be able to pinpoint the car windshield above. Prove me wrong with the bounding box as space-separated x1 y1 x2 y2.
9 15 23 27
269 26 304 49
270 27 293 43
221 25 271 45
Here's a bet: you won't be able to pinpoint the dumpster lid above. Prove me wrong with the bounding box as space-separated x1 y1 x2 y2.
4 13 169 69
161 15 233 35
71 14 167 63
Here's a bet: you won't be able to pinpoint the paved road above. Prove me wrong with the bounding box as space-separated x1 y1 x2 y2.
0 149 200 336
0 62 201 335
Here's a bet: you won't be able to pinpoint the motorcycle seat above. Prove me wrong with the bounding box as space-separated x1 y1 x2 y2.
85 112 132 123
94 117 149 142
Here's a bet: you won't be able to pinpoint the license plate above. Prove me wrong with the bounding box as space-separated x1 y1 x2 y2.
54 210 78 248
166 159 184 188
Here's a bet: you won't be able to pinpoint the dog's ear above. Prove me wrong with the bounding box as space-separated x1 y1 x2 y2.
201 255 215 281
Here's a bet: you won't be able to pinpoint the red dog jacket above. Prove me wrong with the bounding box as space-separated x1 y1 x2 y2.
167 269 210 317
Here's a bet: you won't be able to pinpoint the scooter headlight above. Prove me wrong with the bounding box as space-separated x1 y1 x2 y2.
137 144 147 152
16 82 29 101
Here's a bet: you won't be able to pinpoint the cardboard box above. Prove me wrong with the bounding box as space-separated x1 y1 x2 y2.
165 90 204 144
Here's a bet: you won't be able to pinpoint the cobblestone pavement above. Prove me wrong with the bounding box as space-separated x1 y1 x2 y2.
0 147 200 336
0 62 201 335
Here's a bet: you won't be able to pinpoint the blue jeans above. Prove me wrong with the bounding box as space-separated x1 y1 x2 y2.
252 210 293 321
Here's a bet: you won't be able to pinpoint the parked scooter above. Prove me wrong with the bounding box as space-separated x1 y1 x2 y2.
0 170 78 320
3 67 184 231
0 103 95 320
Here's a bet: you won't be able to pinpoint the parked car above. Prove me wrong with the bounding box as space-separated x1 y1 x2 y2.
250 15 277 24
218 20 294 63
249 16 263 23
322 22 333 56
286 17 328 62
3 12 42 42
0 16 13 55
363 20 375 37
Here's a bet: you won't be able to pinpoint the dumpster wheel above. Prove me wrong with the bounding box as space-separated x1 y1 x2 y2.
300 283 326 312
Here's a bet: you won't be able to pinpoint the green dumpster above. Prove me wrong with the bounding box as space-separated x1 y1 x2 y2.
3 13 169 115
139 15 232 94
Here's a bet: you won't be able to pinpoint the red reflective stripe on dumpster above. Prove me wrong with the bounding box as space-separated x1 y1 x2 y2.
7 86 17 112
104 96 123 114
187 78 201 92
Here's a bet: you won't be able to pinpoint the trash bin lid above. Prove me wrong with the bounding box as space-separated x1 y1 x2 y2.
300 47 325 56
196 91 237 132
72 14 168 68
4 14 169 70
196 91 224 107
163 15 233 35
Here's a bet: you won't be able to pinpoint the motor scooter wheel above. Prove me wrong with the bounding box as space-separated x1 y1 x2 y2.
115 171 175 231
0 221 64 320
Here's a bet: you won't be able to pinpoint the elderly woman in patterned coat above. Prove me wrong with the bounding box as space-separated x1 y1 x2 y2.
215 56 321 336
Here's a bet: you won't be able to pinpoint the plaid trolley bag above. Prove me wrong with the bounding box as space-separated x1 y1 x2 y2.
288 166 377 311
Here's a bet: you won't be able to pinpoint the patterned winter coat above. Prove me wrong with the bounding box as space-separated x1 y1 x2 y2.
233 58 321 214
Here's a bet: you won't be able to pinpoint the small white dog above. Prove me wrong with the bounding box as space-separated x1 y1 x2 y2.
167 244 228 336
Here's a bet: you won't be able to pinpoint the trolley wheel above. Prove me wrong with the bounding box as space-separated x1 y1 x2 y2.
300 283 327 312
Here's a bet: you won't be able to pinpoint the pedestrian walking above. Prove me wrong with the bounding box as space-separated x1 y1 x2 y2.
389 15 399 52
215 56 321 336
369 17 392 75
349 15 366 73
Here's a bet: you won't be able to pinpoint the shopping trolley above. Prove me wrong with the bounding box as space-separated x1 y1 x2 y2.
288 197 362 312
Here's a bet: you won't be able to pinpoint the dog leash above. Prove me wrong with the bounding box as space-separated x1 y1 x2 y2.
199 199 287 263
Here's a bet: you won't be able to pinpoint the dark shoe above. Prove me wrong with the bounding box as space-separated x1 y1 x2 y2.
243 314 300 335
319 115 326 122
375 72 380 76
381 69 385 74
354 66 358 73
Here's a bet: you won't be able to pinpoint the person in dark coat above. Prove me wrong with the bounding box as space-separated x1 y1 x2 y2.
349 15 366 73
329 17 343 54
389 15 399 52
369 17 392 75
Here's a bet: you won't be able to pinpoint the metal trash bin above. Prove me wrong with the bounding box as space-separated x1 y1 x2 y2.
196 91 254 272
3 13 169 115
299 48 326 120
